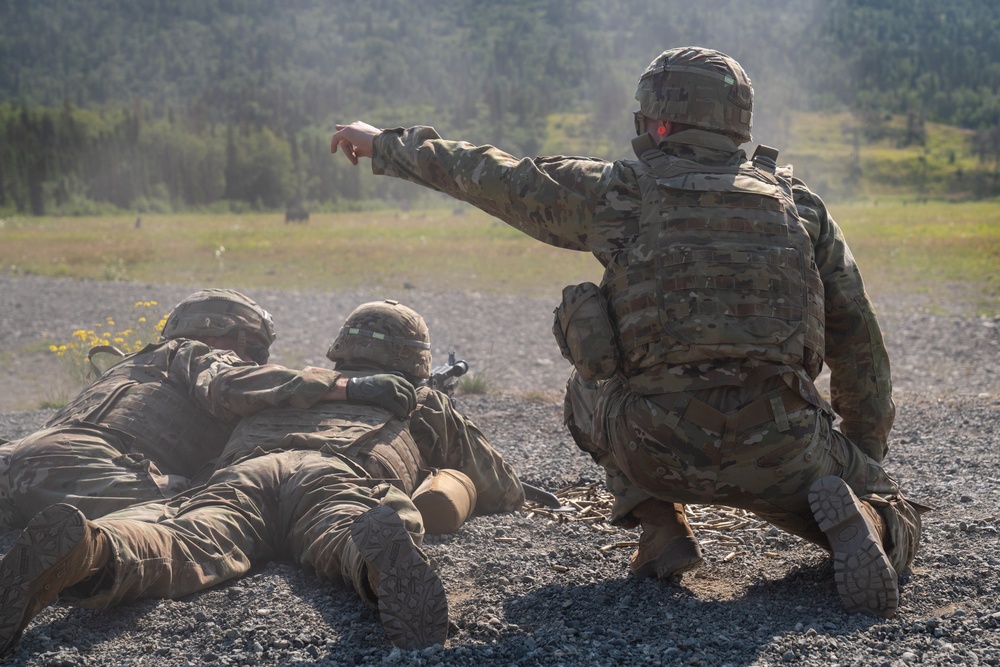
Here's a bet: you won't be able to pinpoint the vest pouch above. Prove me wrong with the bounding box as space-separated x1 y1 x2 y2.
552 282 620 381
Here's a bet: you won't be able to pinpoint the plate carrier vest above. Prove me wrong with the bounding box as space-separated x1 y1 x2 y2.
44 342 232 479
604 146 825 378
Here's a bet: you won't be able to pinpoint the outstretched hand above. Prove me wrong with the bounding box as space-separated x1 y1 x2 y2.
346 374 417 417
330 121 381 165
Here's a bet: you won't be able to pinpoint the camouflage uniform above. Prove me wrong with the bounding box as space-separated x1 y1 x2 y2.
57 375 523 611
369 123 921 575
0 339 339 529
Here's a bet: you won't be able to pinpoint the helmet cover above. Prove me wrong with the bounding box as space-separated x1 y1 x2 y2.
327 299 432 380
635 46 753 143
161 288 276 362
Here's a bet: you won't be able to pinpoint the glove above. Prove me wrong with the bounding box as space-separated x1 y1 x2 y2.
346 374 416 417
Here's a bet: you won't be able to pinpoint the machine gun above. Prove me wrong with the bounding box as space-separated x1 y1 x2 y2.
426 351 469 396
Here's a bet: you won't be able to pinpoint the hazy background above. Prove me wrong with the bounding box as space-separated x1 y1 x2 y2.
1 0 999 215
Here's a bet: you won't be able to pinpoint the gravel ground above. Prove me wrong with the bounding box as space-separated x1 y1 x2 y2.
0 273 998 667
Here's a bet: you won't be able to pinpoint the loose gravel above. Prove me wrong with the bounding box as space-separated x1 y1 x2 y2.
0 274 997 667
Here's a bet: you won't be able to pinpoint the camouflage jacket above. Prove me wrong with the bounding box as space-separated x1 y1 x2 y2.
410 385 525 511
44 339 341 478
373 126 895 461
215 382 524 514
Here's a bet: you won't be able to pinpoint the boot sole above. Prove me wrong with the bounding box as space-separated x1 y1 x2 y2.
0 503 87 656
351 505 449 649
632 536 704 580
808 476 899 618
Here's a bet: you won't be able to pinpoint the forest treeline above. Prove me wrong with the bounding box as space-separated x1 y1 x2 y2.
1 0 999 215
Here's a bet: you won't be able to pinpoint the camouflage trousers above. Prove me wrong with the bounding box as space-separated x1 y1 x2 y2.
61 448 423 611
564 371 922 574
0 424 187 530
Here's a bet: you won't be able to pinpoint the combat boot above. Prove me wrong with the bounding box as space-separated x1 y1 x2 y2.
808 475 899 618
629 499 704 580
350 505 449 649
0 503 111 656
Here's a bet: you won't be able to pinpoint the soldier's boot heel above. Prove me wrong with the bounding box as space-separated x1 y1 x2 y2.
351 505 449 649
808 476 899 618
630 499 704 580
0 503 101 656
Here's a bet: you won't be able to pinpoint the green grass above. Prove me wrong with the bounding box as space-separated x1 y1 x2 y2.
784 112 983 201
456 372 496 396
0 210 604 296
835 201 999 314
2 202 997 314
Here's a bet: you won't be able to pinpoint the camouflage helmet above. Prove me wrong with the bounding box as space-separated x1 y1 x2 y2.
161 288 276 363
635 46 753 143
326 299 432 380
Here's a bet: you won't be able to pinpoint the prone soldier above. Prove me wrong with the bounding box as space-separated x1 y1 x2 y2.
0 288 390 529
0 299 524 654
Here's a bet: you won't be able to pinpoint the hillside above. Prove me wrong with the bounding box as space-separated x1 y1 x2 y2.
1 0 999 214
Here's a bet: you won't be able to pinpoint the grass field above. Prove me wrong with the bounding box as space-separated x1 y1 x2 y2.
1 201 997 315
0 209 606 295
782 112 983 201
832 200 999 314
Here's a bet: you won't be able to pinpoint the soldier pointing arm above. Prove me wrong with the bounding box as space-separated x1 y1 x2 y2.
331 46 924 619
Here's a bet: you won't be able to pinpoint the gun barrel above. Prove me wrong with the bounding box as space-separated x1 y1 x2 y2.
431 360 468 382
445 360 469 379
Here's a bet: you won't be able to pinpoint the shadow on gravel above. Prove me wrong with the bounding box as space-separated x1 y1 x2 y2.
491 564 888 666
